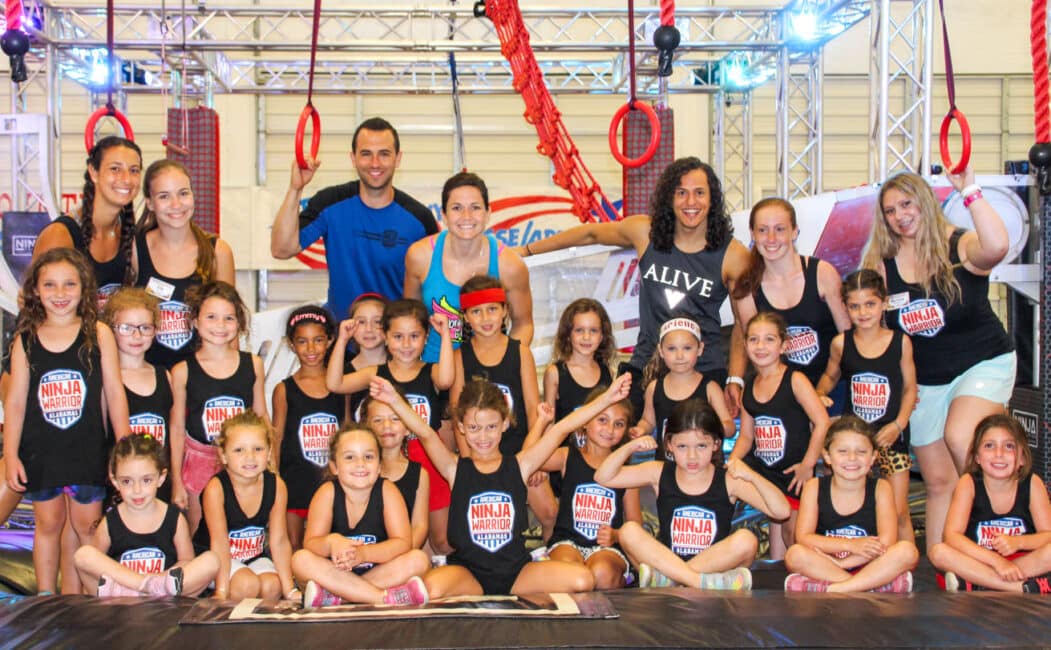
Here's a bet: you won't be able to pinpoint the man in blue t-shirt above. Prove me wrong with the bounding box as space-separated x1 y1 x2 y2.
270 117 439 318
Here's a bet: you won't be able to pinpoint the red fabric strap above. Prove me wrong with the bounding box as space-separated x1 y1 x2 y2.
460 288 506 311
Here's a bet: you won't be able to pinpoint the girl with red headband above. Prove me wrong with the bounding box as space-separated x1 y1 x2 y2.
450 276 557 541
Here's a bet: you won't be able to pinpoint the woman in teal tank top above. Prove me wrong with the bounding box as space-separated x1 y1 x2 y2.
403 172 534 363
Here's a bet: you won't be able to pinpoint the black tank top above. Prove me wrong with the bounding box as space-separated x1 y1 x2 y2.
554 361 613 423
754 256 838 385
742 369 812 495
393 461 422 515
193 470 276 562
332 478 388 573
550 445 626 546
632 239 730 373
135 230 218 370
448 455 529 575
652 374 715 450
377 363 442 432
461 338 529 455
106 503 181 572
20 331 107 490
657 463 734 559
126 364 172 449
184 351 256 444
55 215 126 305
279 377 343 510
816 475 879 538
966 474 1035 549
841 330 909 454
883 229 1013 385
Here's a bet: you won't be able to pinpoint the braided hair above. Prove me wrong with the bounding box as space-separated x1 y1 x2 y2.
81 136 142 285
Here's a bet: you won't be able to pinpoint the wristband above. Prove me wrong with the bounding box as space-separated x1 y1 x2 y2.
960 183 981 199
963 190 983 208
725 375 745 389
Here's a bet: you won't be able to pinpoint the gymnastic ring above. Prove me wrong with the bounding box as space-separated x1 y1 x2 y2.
938 107 971 175
295 103 322 170
608 101 660 169
84 106 134 154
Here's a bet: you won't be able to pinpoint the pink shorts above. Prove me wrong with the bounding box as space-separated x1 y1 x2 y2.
182 435 222 494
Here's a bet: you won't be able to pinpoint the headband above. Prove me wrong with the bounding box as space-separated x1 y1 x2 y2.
288 310 330 329
351 292 387 306
659 318 702 342
460 288 507 311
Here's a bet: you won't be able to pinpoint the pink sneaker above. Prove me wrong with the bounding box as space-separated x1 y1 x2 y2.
141 567 184 597
303 580 343 609
873 571 913 594
383 576 429 606
97 575 143 598
784 573 830 592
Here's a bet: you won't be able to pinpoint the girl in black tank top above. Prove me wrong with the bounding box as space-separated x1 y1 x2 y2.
594 397 790 590
372 374 631 598
786 420 917 593
294 426 430 605
816 270 918 544
363 396 429 549
73 434 218 598
731 313 830 560
199 418 295 601
929 418 1051 592
537 395 640 590
635 317 735 464
271 305 342 550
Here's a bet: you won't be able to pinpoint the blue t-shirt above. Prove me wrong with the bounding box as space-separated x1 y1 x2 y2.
298 181 438 318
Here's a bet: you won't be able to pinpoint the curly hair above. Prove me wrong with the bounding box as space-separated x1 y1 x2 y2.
101 287 161 329
110 432 168 477
81 136 141 285
861 171 961 305
965 414 1033 480
137 159 216 284
648 157 733 253
732 197 797 300
17 248 99 371
551 298 615 369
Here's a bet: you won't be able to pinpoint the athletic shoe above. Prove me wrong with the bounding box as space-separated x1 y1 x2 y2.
1022 574 1051 594
302 580 343 608
141 567 184 596
699 567 752 591
97 575 142 598
872 571 913 594
944 572 986 592
784 573 830 592
638 563 673 588
383 576 429 606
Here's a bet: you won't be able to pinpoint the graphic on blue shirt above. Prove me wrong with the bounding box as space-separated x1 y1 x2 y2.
156 300 193 351
38 369 86 430
570 483 616 540
468 491 515 552
129 412 167 447
898 299 945 338
202 396 246 442
229 526 266 562
120 547 166 574
850 372 891 423
785 325 820 366
752 415 787 466
670 505 717 557
298 412 338 467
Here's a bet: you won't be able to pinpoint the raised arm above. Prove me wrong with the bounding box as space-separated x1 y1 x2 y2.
326 319 378 394
517 214 651 258
430 314 455 390
271 160 318 259
593 436 663 491
370 377 458 484
948 167 1009 272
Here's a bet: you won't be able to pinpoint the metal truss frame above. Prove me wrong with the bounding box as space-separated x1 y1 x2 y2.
712 89 752 213
775 47 822 199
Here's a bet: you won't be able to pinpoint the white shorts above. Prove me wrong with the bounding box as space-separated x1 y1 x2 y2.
911 352 1017 448
548 540 631 578
229 556 276 578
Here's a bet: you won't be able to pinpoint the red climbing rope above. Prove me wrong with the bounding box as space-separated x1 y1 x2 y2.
608 0 660 169
935 0 970 174
83 0 133 152
484 0 617 222
5 0 22 30
295 0 323 170
659 0 674 27
1032 0 1050 144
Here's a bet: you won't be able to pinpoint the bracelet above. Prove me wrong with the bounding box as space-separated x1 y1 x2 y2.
725 375 745 389
894 421 903 435
963 190 983 208
960 183 981 199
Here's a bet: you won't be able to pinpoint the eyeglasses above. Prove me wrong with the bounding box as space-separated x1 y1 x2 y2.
114 323 156 336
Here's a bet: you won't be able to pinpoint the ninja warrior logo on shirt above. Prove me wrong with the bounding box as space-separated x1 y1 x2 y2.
752 416 787 466
898 299 945 338
229 526 266 562
785 326 820 366
347 534 378 570
851 373 891 423
202 396 246 442
468 491 515 552
405 394 432 441
129 412 167 447
494 383 515 412
97 283 120 310
977 517 1027 549
298 412 338 467
156 300 192 350
120 547 166 574
670 505 717 557
571 483 616 540
826 524 868 559
38 369 87 430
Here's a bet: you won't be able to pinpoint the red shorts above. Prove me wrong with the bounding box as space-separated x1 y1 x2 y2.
288 508 309 520
786 495 801 511
407 439 451 511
